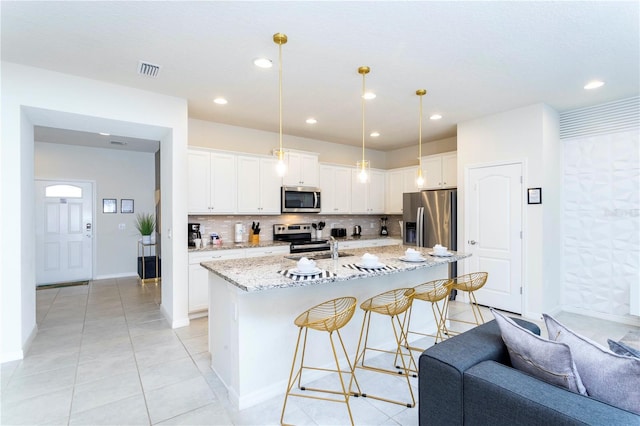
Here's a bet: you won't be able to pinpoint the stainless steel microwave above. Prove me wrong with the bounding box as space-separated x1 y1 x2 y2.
281 186 321 213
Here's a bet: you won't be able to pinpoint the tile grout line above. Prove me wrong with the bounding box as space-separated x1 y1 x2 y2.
65 281 91 425
119 277 154 426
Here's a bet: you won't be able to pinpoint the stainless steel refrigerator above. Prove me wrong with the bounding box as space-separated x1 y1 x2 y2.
403 189 457 279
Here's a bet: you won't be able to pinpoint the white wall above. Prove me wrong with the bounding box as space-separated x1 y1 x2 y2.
457 103 562 319
562 129 640 323
35 142 157 278
1 62 189 362
385 136 457 169
189 118 389 168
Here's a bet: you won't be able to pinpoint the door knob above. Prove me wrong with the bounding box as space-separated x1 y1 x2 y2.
469 240 477 245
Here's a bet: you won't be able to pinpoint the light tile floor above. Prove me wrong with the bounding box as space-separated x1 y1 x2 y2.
1 277 638 425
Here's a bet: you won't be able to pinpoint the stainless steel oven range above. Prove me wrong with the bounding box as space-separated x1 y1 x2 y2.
273 223 330 253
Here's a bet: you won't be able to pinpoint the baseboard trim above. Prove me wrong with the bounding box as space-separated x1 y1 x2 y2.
561 305 640 327
1 324 37 364
94 272 138 280
160 304 190 329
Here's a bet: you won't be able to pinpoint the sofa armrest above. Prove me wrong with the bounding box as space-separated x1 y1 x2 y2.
418 318 540 426
464 360 640 425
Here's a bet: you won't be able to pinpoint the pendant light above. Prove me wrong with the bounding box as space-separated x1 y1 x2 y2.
273 33 288 176
357 66 371 183
415 89 427 187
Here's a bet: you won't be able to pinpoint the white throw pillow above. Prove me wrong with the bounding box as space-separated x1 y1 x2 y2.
492 309 586 394
544 314 640 415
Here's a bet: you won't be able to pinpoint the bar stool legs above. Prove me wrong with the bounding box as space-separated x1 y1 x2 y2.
403 278 454 352
349 288 416 408
446 272 489 335
281 297 361 426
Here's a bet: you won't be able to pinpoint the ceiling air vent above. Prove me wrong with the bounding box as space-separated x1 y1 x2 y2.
110 140 128 146
137 60 161 78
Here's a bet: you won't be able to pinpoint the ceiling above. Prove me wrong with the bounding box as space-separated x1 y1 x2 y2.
2 1 639 151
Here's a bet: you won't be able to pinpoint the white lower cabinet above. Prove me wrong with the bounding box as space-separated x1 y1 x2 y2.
339 238 402 250
244 245 289 258
188 249 245 316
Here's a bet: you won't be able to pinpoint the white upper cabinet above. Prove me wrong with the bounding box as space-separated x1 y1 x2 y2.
319 164 351 214
237 156 281 214
282 151 319 187
351 169 385 214
420 152 457 189
385 167 420 214
188 150 237 214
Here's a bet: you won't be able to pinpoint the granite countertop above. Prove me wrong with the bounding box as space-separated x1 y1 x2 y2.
188 235 402 253
201 245 470 292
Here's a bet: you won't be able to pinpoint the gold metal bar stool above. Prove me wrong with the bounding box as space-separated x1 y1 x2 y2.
404 278 454 349
281 297 362 426
350 288 416 408
446 272 489 334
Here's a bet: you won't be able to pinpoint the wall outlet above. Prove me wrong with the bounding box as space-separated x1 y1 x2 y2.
119 223 126 230
370 223 374 228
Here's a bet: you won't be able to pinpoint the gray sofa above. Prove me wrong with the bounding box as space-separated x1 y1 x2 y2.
418 318 639 425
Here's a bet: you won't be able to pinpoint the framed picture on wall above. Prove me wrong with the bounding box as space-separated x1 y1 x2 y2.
103 198 117 213
121 199 134 213
527 188 542 204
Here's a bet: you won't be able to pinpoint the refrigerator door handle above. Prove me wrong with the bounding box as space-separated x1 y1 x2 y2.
417 207 424 247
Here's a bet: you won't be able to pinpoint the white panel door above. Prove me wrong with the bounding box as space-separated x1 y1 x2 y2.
210 152 237 213
259 157 282 213
368 170 386 213
187 150 212 213
35 180 93 285
236 156 261 213
467 163 523 313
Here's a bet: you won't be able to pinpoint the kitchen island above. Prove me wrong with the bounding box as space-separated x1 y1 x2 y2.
201 245 470 409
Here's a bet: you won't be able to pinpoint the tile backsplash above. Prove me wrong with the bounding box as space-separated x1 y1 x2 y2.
188 214 402 243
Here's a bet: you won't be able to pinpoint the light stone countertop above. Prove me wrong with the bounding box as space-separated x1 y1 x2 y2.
201 245 471 292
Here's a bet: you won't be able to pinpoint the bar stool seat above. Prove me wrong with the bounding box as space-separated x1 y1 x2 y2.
281 297 361 426
405 278 454 350
447 272 489 334
350 288 416 408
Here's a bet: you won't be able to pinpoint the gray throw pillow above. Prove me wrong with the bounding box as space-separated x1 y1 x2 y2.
491 309 586 394
607 339 640 359
544 314 640 415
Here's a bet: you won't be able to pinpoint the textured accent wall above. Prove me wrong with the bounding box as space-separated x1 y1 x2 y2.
562 129 639 318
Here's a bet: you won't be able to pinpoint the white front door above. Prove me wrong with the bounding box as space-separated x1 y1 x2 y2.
35 180 93 285
466 163 523 313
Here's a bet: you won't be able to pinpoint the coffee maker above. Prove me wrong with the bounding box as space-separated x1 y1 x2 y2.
380 217 389 236
188 223 201 247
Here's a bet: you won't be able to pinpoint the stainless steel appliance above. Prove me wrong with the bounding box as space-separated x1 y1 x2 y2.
353 225 362 236
330 228 347 238
281 186 321 213
403 189 457 279
188 223 201 247
274 223 330 253
380 217 389 236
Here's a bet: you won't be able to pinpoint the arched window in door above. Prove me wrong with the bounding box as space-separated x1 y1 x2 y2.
45 184 82 198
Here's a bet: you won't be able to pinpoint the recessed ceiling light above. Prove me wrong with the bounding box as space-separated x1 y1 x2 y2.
213 97 228 105
362 92 376 100
430 114 442 120
253 58 273 68
99 132 110 136
370 131 380 137
584 80 605 90
305 118 317 124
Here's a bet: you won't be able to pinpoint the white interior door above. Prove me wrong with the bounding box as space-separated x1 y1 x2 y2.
466 163 523 313
35 180 93 285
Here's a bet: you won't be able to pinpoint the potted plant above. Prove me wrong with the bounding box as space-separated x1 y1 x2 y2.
135 212 156 244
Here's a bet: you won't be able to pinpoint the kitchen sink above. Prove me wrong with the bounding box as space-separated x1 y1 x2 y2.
285 252 353 261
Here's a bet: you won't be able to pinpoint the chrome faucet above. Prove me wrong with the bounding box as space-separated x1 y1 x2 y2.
329 236 339 260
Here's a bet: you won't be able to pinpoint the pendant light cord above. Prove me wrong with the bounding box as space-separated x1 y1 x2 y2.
361 71 366 167
278 41 283 160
